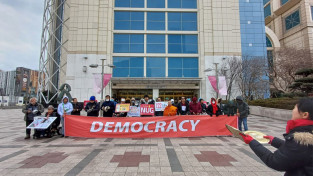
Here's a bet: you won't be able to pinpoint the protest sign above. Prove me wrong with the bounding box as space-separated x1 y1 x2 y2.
127 106 140 117
115 104 130 113
27 116 57 129
140 104 155 116
155 102 168 111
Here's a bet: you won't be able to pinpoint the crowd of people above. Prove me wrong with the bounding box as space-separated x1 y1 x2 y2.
21 95 313 175
22 94 249 139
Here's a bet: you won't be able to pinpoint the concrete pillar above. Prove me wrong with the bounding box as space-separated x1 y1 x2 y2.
153 89 159 100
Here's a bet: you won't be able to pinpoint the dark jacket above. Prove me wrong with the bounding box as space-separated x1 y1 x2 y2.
140 99 155 105
22 103 44 121
249 125 313 176
101 101 115 117
71 103 82 115
206 105 222 116
85 102 100 117
177 102 190 115
236 96 249 118
201 103 206 113
224 100 236 116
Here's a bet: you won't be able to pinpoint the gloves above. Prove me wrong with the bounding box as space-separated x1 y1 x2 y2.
239 133 254 144
263 136 274 144
87 109 92 113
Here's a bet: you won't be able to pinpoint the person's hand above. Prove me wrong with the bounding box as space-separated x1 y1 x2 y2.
264 136 274 144
236 113 240 116
239 133 254 144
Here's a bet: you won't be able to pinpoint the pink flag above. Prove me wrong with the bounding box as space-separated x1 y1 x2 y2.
208 76 218 92
93 74 112 94
218 76 227 96
208 76 228 96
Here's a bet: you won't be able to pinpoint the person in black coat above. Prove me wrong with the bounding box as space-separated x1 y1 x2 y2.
85 96 100 117
206 98 222 116
240 98 313 176
71 98 82 115
101 95 116 117
177 97 190 115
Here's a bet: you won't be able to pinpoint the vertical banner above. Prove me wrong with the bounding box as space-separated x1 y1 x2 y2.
208 76 218 92
93 73 112 94
218 76 227 96
140 104 155 116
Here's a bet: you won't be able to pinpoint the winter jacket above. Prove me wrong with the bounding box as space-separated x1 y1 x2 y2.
71 103 82 115
140 99 155 105
101 100 115 117
22 102 44 121
206 105 222 116
224 100 236 116
236 96 249 118
85 102 100 117
201 103 207 113
177 102 190 115
57 96 73 118
189 102 202 115
249 119 313 176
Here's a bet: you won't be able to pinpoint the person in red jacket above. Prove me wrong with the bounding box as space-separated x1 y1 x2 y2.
189 97 202 115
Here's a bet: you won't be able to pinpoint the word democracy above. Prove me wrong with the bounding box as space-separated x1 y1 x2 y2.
90 120 200 133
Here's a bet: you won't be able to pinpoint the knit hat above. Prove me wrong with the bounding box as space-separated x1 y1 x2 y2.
90 96 96 101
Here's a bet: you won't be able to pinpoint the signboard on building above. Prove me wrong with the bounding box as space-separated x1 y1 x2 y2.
155 102 168 111
115 104 130 113
140 104 155 116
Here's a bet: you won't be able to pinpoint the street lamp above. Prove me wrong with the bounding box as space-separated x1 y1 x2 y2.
89 59 115 101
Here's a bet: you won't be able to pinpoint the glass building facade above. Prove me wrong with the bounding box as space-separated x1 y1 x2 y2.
112 0 199 78
239 0 267 58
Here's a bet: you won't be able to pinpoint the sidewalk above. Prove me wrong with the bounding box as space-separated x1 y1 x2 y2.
0 109 284 176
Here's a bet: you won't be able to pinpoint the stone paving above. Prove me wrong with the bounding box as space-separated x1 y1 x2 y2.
0 109 286 176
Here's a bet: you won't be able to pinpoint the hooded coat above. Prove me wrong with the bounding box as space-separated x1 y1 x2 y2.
189 98 202 115
206 98 222 116
249 119 313 176
57 96 73 118
236 96 249 118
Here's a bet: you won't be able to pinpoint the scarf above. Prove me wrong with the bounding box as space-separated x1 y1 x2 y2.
286 119 313 134
211 98 218 114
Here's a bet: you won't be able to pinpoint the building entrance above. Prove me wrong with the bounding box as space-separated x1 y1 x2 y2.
113 89 153 100
159 89 197 101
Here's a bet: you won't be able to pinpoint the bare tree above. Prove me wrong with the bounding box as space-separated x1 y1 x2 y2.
270 47 313 93
218 57 242 100
237 56 270 100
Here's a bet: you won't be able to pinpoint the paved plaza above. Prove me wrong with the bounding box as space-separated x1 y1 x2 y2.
0 109 286 176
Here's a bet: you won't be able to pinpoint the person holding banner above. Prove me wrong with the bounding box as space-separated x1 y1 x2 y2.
239 98 313 175
22 97 44 139
71 98 82 116
207 98 222 117
189 97 202 115
163 101 177 116
116 98 128 117
57 96 73 137
155 97 164 116
85 96 100 117
140 95 154 105
101 95 115 117
177 97 190 115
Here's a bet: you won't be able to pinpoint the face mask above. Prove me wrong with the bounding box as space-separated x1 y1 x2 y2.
105 99 110 101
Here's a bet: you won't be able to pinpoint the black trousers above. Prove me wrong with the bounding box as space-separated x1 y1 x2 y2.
26 120 33 135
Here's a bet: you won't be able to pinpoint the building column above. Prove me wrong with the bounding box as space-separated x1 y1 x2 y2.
153 89 159 100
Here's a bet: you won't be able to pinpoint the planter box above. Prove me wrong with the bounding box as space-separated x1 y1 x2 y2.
250 106 292 121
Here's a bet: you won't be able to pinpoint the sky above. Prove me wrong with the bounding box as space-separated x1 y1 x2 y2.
0 0 44 71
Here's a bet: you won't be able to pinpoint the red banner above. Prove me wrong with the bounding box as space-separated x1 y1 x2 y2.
140 104 155 116
64 115 238 138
